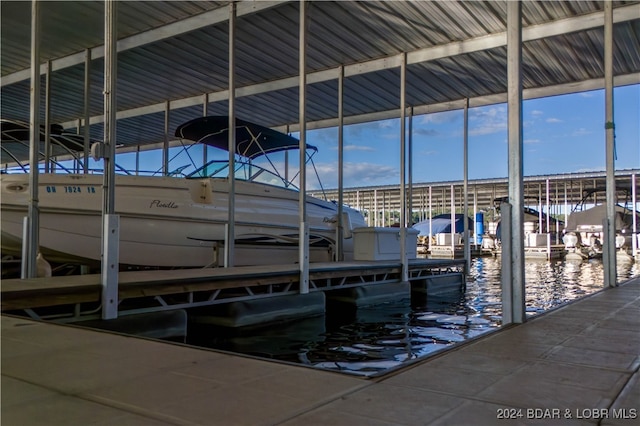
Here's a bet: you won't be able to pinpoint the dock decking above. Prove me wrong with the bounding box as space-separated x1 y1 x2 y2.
1 258 466 320
2 276 638 425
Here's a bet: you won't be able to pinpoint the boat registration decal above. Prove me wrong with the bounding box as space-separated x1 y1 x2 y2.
44 185 96 193
56 185 96 194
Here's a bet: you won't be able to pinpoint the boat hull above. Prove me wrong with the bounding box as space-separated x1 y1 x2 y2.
1 174 364 268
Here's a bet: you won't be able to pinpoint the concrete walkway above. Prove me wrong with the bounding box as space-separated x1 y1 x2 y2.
2 278 639 426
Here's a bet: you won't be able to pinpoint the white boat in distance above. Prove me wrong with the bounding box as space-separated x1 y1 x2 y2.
0 117 367 268
562 186 639 259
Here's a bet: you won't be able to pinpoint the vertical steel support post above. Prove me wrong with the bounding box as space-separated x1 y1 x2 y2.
546 179 551 255
84 48 91 173
102 0 119 320
504 1 526 324
604 1 617 287
632 174 637 258
428 186 433 252
336 65 345 261
373 189 378 227
538 183 543 230
463 98 470 271
450 185 455 255
285 125 290 183
564 182 568 225
203 93 209 167
298 0 309 293
501 202 514 321
399 53 408 282
20 217 29 279
408 106 413 226
44 60 51 173
135 145 140 176
163 101 170 176
225 2 237 268
382 191 391 226
25 0 41 279
473 187 478 246
76 119 82 173
555 182 560 244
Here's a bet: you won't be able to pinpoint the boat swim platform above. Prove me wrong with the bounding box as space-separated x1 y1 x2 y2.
1 258 466 320
2 277 638 425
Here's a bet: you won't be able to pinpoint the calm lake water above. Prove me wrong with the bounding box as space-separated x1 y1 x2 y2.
185 257 639 376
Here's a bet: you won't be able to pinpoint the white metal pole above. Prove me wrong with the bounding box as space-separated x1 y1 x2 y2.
203 93 209 167
538 183 543 231
225 1 236 268
163 101 170 175
473 186 478 248
75 118 82 173
44 60 51 174
604 1 617 287
463 98 470 270
102 0 119 319
135 145 140 176
503 0 525 324
546 179 551 256
408 106 413 226
400 52 408 282
84 48 91 173
299 0 309 293
428 186 432 253
564 182 568 225
26 0 41 279
450 184 455 256
632 174 637 257
336 65 344 261
373 189 378 227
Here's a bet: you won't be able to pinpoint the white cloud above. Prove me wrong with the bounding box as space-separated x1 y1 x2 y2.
308 161 398 189
414 128 439 137
308 127 338 144
572 128 592 137
377 119 395 129
524 138 541 144
469 106 507 136
382 132 400 140
546 118 562 123
420 110 460 125
342 144 375 152
573 166 605 173
531 110 544 116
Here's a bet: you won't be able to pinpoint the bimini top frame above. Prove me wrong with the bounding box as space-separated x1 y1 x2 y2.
175 116 317 160
0 119 88 172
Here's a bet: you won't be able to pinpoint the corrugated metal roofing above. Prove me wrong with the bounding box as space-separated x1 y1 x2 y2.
1 1 639 151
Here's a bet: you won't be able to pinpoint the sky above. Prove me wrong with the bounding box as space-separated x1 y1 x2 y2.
292 84 640 190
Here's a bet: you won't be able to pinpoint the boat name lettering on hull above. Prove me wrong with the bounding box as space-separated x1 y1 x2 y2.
150 200 178 209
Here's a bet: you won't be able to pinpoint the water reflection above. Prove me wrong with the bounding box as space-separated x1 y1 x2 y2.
186 258 639 376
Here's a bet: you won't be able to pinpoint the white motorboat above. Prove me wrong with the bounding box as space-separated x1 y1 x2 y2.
562 187 639 260
480 196 564 253
0 117 367 268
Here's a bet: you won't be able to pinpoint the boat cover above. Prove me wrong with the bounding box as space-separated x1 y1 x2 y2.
175 116 317 160
566 203 638 232
412 214 474 236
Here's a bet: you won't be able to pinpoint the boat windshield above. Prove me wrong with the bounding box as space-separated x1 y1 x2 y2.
186 159 298 190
